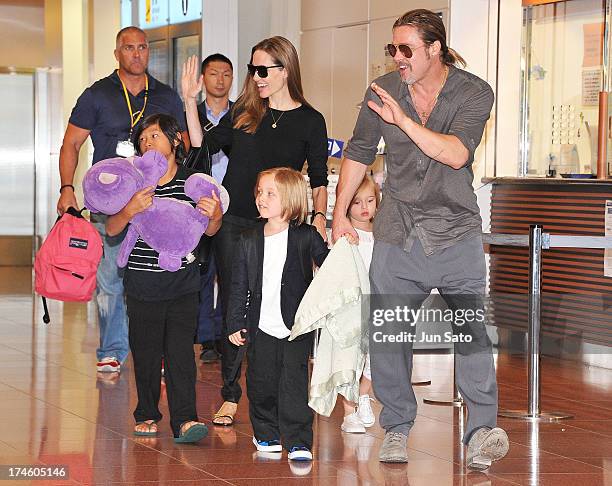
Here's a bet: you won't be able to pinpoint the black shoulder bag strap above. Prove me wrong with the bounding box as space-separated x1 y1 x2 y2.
183 120 217 270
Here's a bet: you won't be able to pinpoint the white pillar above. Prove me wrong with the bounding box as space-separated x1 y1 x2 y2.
61 0 88 127
450 0 496 186
61 0 89 205
202 0 239 99
496 0 522 176
92 0 121 81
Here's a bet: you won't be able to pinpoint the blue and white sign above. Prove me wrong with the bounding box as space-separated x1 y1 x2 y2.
328 138 344 158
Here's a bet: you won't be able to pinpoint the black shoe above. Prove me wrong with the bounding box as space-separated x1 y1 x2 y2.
200 347 221 363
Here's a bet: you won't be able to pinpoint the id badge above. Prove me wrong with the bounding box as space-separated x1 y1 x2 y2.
116 140 135 157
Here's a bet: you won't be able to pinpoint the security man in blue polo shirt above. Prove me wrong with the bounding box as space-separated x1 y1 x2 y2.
56 26 188 375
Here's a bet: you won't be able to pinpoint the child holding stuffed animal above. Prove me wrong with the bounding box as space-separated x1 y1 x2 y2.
106 113 222 442
227 167 328 461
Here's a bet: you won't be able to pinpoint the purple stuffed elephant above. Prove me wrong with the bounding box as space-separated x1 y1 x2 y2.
83 150 229 272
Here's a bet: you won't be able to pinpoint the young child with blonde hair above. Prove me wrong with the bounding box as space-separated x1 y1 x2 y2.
290 175 380 432
340 175 380 433
227 167 328 461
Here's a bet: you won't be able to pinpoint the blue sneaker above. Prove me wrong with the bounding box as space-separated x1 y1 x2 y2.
288 446 313 461
252 436 282 452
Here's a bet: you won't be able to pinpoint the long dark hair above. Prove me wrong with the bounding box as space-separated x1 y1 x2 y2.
133 113 186 161
393 9 466 67
233 36 312 134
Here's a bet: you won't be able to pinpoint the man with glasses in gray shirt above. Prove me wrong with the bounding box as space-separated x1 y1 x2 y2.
331 9 508 470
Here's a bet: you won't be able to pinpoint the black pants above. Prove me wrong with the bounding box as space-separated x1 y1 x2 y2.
127 292 199 437
246 330 314 450
213 214 259 403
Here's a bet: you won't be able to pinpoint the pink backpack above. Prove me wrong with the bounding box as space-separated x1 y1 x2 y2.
34 208 103 323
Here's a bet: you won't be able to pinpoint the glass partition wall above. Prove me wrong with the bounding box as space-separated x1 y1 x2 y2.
520 0 612 177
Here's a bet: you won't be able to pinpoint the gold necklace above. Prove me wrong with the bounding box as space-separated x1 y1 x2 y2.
270 109 285 129
410 66 449 126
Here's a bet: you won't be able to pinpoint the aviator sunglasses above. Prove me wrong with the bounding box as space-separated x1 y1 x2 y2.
247 63 284 78
386 43 427 58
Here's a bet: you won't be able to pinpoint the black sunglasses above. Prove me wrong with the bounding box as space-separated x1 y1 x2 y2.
247 63 284 78
386 43 426 58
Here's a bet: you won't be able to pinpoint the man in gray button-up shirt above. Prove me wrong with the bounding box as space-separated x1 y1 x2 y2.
332 9 509 470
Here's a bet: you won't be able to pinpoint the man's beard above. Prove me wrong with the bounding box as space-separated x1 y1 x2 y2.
398 49 430 86
399 66 416 86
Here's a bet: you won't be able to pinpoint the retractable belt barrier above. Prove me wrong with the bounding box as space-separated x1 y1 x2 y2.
482 226 612 421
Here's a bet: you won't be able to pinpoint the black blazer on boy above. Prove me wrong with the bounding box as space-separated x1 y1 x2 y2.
226 222 329 340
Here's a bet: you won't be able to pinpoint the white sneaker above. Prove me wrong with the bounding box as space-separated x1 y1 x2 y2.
357 395 375 427
97 357 120 373
341 412 366 433
252 436 282 453
466 427 509 471
288 446 313 461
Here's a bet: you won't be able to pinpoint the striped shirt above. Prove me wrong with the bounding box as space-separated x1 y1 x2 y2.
123 164 200 301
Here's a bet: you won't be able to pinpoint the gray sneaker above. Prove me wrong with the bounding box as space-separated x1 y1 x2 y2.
379 431 408 463
466 427 509 471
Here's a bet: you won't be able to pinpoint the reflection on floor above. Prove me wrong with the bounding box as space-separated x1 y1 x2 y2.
0 266 611 485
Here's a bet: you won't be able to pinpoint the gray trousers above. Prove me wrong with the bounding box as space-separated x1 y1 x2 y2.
369 236 498 444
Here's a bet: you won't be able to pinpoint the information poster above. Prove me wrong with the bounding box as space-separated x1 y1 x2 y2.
582 23 604 106
582 67 601 106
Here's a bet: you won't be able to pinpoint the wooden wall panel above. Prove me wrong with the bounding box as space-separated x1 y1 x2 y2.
489 183 612 347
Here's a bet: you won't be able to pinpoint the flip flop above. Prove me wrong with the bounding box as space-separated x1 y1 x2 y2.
134 421 158 437
212 401 236 426
212 413 234 426
174 422 208 443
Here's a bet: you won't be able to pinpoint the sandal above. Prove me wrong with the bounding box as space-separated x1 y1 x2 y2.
212 401 237 426
134 420 158 437
174 421 208 443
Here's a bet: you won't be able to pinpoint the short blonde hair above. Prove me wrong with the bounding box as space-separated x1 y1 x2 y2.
347 175 381 217
255 167 308 224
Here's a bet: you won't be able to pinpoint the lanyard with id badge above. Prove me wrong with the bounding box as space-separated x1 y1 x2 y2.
116 70 148 157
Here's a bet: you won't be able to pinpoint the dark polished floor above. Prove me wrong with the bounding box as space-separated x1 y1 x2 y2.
0 266 611 485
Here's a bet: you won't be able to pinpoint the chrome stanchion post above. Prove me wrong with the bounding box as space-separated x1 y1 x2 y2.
498 225 572 421
528 224 542 416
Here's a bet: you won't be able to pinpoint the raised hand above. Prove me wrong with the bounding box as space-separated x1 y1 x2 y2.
367 82 408 126
181 55 203 102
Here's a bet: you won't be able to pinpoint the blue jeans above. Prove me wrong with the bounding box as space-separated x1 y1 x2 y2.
92 219 129 363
